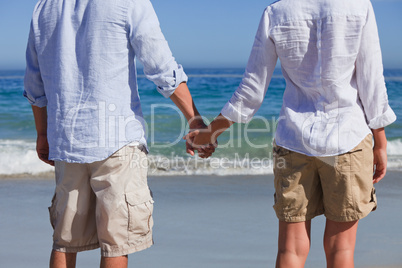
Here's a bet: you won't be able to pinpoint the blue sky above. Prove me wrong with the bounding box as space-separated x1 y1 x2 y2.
0 0 401 70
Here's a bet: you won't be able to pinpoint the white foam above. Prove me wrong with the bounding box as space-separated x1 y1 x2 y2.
386 157 402 170
0 140 54 175
387 139 402 156
2 138 402 176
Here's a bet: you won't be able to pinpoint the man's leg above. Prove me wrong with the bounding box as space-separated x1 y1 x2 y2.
276 220 311 268
323 219 358 268
49 161 99 268
100 256 128 268
90 145 153 261
49 250 77 268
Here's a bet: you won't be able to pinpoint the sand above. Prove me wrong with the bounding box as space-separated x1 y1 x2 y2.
0 172 401 267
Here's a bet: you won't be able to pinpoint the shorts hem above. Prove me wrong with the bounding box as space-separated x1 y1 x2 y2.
325 206 376 222
101 237 154 257
53 243 100 253
275 210 324 222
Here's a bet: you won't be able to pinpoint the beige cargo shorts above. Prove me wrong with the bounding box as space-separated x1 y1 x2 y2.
49 144 154 257
273 135 377 222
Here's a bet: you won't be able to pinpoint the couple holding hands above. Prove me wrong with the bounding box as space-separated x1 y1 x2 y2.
24 0 395 267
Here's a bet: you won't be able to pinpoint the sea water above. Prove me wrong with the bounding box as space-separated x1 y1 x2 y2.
1 68 402 177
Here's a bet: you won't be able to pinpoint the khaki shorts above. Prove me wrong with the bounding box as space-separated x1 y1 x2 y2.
273 135 377 222
49 145 154 257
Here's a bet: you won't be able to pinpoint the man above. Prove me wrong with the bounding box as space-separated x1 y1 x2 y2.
188 0 396 267
24 0 211 267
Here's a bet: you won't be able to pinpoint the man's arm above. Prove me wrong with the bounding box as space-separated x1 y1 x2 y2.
127 0 187 99
25 20 52 166
169 82 203 128
32 105 54 166
372 128 387 183
170 82 215 157
126 2 215 157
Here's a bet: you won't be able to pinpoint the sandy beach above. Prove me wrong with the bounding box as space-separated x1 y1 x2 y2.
1 172 401 267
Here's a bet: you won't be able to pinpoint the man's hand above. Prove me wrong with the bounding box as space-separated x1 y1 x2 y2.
36 134 54 166
184 128 217 159
31 106 54 166
185 113 233 159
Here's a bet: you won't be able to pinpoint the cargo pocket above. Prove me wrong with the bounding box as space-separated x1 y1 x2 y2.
125 187 154 237
48 194 57 229
336 148 363 172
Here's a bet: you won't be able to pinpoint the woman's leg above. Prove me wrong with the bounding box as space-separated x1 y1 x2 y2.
323 219 358 268
276 220 311 268
100 255 128 268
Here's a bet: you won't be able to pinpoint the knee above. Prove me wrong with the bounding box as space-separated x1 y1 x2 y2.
278 242 310 259
323 236 355 257
276 246 310 268
323 220 358 256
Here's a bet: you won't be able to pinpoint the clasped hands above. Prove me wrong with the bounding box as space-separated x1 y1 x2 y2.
184 122 218 159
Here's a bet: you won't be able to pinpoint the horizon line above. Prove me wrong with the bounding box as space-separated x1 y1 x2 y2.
1 66 402 72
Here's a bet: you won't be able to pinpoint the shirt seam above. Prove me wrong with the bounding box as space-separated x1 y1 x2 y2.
268 13 367 30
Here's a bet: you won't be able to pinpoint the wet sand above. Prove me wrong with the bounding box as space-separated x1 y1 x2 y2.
0 172 401 267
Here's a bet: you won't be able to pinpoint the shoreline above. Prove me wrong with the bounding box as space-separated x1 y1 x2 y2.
2 169 402 180
0 171 55 180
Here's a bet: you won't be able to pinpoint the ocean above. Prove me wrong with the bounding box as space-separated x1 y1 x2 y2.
1 68 402 177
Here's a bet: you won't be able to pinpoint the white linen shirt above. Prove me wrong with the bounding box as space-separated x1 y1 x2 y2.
221 0 396 156
24 0 187 163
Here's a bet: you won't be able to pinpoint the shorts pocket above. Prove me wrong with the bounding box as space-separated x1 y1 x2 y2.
125 187 154 236
336 148 363 172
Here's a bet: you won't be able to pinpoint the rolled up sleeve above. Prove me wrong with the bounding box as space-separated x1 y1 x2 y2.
221 9 278 123
356 2 396 129
23 21 47 107
127 0 187 98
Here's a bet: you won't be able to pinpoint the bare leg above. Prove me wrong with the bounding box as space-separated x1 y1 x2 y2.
49 250 77 268
323 219 358 268
276 220 311 268
100 255 128 268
